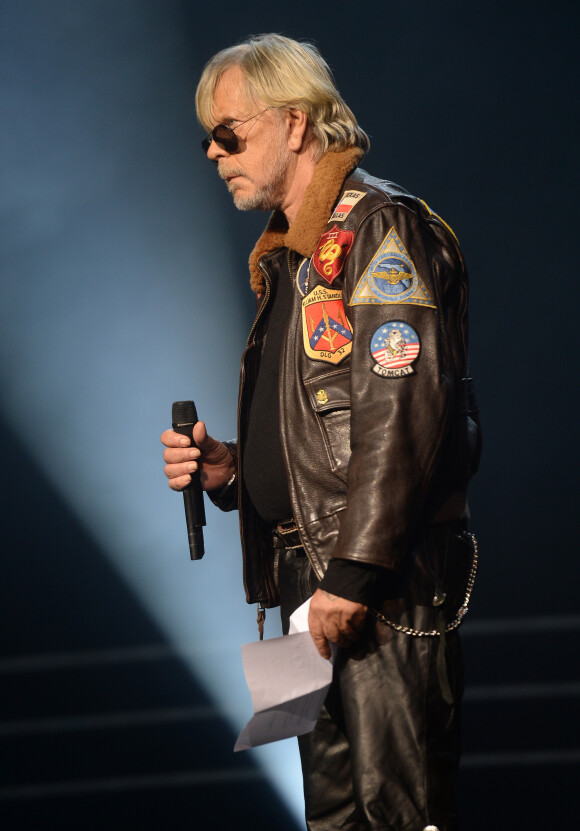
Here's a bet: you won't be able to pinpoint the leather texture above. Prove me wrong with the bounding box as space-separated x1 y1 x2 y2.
211 156 481 612
279 547 462 831
207 150 481 829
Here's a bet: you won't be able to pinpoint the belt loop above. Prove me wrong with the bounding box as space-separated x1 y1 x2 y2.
275 518 298 534
272 519 303 550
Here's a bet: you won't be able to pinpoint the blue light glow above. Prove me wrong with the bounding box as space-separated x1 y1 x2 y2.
0 1 303 822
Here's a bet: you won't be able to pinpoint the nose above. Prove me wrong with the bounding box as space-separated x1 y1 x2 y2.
206 138 228 163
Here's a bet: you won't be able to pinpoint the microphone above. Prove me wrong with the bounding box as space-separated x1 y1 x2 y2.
172 400 206 560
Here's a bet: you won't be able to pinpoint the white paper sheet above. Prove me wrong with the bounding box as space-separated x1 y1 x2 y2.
234 599 334 751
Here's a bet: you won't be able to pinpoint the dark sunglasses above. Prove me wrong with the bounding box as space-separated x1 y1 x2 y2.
201 107 270 155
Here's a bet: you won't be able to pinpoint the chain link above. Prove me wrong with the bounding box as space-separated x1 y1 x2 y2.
368 533 479 637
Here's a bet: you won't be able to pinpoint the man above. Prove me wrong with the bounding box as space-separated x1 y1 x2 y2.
161 34 481 831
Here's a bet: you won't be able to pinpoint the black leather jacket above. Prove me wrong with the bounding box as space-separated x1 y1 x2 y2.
213 149 481 613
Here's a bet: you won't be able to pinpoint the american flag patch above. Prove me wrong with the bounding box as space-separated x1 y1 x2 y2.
370 321 421 378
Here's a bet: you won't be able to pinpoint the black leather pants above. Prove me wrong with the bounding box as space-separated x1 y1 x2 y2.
278 548 463 831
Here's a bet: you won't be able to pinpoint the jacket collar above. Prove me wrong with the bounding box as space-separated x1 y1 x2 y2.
248 146 364 294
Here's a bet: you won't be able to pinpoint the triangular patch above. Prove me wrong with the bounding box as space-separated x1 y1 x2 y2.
350 228 436 308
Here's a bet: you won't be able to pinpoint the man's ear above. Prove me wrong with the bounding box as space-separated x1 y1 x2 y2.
284 108 309 152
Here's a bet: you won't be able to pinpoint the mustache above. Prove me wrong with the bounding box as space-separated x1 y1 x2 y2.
217 164 247 181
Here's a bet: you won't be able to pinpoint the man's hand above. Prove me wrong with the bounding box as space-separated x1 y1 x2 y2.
161 421 235 492
308 588 368 659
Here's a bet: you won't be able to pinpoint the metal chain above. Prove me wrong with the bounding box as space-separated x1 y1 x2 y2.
368 533 479 637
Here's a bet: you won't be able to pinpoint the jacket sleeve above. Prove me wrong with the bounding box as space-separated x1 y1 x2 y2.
331 201 468 573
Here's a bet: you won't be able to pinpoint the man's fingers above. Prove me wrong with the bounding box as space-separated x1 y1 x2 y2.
160 428 191 448
163 445 200 465
164 460 199 480
167 473 192 492
350 613 368 635
193 423 233 469
327 621 360 646
310 632 332 660
337 627 361 644
192 420 208 447
308 589 368 656
311 619 354 655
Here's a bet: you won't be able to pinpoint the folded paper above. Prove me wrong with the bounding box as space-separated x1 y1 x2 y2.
234 599 334 751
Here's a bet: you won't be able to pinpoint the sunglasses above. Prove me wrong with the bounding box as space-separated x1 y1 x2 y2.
201 108 271 155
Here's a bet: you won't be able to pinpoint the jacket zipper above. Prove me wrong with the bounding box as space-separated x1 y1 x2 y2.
246 261 272 348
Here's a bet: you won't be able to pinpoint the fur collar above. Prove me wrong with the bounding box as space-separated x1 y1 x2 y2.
248 146 364 294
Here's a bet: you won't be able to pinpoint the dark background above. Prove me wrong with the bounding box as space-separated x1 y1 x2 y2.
1 1 578 828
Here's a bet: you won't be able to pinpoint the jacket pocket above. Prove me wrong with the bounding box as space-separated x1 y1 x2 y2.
304 369 351 482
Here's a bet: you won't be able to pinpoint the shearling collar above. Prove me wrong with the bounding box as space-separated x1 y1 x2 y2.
248 146 364 294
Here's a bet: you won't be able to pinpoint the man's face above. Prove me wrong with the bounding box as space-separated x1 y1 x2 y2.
206 66 293 212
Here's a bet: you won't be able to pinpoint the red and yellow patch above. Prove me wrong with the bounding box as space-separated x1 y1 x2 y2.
312 225 354 284
301 286 353 364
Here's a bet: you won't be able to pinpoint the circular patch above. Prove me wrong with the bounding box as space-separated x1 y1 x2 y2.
370 321 420 378
296 257 310 297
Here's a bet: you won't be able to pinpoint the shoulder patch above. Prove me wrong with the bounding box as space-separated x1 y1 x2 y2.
329 189 366 222
312 225 354 285
370 321 420 378
295 257 310 297
350 228 436 308
302 286 353 365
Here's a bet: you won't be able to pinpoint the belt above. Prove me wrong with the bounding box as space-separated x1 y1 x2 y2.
272 519 303 550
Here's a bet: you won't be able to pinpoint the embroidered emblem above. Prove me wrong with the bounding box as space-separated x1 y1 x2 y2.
370 321 420 378
316 389 329 405
313 225 354 284
330 190 366 222
302 286 353 365
350 228 435 308
296 257 310 297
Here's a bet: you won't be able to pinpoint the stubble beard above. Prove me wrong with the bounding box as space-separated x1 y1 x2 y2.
219 141 291 212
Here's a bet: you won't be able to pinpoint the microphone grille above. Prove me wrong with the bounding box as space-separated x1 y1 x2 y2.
172 400 198 425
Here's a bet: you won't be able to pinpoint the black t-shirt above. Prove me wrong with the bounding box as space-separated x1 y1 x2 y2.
243 256 293 524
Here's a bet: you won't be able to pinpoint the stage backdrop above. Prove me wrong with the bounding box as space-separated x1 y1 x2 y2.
1 1 577 828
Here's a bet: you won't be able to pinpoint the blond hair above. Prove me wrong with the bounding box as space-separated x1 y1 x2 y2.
195 34 370 158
